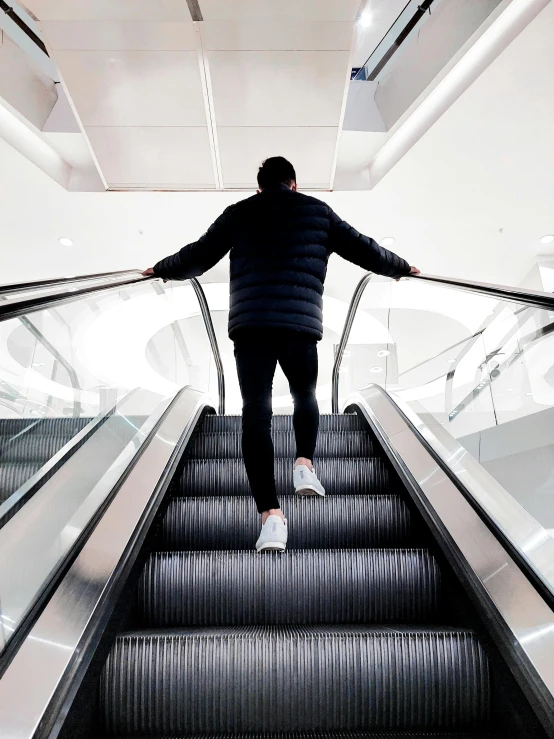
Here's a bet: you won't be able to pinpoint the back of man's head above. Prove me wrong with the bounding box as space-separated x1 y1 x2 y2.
257 156 297 190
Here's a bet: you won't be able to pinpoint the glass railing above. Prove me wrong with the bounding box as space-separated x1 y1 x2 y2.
336 273 554 542
0 273 222 653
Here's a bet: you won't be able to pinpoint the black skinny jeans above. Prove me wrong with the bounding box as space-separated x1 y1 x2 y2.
234 330 320 513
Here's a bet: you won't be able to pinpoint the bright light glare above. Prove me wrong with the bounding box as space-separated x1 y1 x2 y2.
59 237 73 247
540 234 554 245
358 12 372 27
381 236 395 246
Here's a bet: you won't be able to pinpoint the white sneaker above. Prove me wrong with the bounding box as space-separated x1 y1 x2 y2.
293 464 326 497
255 515 288 552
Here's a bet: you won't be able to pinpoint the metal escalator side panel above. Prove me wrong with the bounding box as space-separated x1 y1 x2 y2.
0 389 213 739
346 385 554 736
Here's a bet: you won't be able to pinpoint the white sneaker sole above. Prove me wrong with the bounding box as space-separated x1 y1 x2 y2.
256 541 286 553
295 485 326 497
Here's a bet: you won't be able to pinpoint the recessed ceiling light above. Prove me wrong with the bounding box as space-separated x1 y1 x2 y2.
381 237 395 246
447 358 456 363
32 362 45 367
540 234 554 245
370 366 383 373
377 349 390 358
358 12 372 27
59 237 73 247
526 392 532 396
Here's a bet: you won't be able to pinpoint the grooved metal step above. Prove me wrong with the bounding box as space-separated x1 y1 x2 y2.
0 417 91 436
0 434 75 463
138 550 440 627
178 458 390 497
100 628 489 734
160 495 412 550
202 414 364 434
188 430 374 459
104 733 500 739
0 462 43 503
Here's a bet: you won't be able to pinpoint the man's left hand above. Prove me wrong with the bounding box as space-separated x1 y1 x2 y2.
142 268 155 277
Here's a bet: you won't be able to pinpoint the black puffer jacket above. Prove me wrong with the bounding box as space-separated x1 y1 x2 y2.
153 185 411 340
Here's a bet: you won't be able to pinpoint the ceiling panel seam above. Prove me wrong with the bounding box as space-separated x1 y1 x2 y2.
195 22 223 189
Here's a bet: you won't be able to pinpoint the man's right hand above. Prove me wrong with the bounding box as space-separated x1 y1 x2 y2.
410 266 421 275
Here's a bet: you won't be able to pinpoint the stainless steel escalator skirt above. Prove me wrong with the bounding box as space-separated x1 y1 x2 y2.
346 384 554 736
0 387 213 739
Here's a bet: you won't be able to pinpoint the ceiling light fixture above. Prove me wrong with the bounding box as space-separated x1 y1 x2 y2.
377 349 390 358
370 366 383 373
447 359 456 363
59 237 73 247
381 237 395 246
540 234 554 245
358 12 372 27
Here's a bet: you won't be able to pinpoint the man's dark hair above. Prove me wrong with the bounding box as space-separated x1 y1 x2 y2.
257 156 296 189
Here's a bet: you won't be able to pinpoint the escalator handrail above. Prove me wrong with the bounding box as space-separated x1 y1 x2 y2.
0 271 226 414
0 271 153 320
331 271 554 413
331 272 373 413
411 272 554 309
0 269 142 294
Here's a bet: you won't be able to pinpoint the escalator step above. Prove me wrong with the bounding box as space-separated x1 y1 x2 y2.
188 431 374 459
160 495 412 550
0 434 75 463
0 462 43 504
101 628 489 734
202 414 364 433
0 417 91 436
104 733 500 739
178 458 390 497
138 549 440 627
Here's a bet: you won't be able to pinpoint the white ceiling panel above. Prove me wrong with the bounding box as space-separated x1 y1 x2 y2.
199 0 363 22
217 127 338 189
23 0 190 22
55 50 206 127
86 126 215 188
201 21 352 51
208 50 350 127
42 21 197 51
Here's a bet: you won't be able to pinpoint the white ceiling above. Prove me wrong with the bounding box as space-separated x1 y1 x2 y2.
22 0 372 189
1 0 552 296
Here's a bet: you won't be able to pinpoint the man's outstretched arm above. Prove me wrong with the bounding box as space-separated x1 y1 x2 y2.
328 208 418 278
143 207 233 281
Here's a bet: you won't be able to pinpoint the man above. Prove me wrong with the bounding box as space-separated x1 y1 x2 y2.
144 156 419 553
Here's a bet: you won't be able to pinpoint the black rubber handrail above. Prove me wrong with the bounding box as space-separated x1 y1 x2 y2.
0 269 141 294
0 0 48 56
331 273 372 414
411 273 554 310
332 271 554 413
0 270 226 414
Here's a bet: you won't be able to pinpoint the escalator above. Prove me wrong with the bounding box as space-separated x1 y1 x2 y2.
0 271 553 739
96 410 497 738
